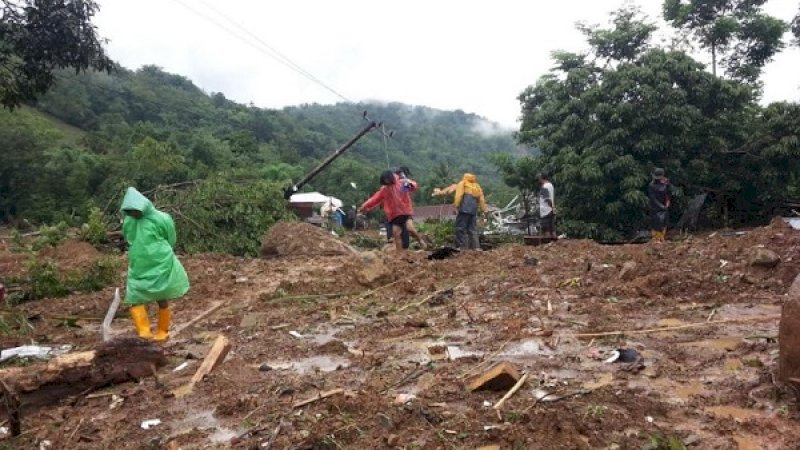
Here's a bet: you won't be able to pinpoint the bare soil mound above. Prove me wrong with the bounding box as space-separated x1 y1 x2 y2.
39 241 102 272
261 221 357 258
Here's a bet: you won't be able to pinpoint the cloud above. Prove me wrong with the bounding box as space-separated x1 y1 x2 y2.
94 0 800 127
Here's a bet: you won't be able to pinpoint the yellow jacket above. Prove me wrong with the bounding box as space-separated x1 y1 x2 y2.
453 173 487 213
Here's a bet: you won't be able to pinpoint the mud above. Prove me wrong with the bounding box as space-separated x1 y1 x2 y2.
261 221 357 257
1 224 799 449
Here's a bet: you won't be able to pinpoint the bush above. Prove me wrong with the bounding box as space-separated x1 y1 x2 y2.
10 254 121 303
157 177 294 256
79 207 109 246
30 221 69 251
417 220 455 247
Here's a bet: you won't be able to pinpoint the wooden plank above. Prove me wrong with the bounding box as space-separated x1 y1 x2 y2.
292 388 345 409
466 361 521 392
173 334 231 397
173 301 225 336
493 372 529 410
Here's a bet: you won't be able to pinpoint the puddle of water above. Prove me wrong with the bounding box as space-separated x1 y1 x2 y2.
733 435 763 450
706 405 760 422
266 355 350 375
175 410 238 444
583 372 613 390
681 337 742 351
676 382 704 399
503 339 552 358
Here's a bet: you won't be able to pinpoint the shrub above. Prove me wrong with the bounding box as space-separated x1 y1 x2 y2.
79 207 109 246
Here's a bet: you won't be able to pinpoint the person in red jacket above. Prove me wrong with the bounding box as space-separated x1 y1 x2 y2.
360 170 427 251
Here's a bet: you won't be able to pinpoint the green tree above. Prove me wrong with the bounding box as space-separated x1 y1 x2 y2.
0 0 113 108
507 6 798 239
662 0 787 81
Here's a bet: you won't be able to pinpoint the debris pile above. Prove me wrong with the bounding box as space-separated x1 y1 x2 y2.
260 221 357 257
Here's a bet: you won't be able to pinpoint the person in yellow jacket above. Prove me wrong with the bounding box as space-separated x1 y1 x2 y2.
453 173 487 249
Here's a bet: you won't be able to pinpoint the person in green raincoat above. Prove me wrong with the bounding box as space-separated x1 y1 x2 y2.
121 187 190 341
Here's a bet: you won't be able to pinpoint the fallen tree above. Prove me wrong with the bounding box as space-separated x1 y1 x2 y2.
0 338 166 412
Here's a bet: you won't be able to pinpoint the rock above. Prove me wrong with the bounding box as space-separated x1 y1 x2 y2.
618 261 638 281
375 413 394 430
356 251 391 286
393 393 416 405
258 364 272 372
779 274 800 384
684 435 701 446
749 247 780 268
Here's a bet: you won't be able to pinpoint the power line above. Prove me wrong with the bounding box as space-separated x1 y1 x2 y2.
168 0 352 103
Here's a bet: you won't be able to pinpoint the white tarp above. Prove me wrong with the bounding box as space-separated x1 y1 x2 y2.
289 192 342 208
785 217 800 230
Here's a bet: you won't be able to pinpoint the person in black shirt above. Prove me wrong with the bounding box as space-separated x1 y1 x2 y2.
648 168 672 242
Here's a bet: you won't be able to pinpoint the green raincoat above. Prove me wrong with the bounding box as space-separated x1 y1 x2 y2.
121 187 190 305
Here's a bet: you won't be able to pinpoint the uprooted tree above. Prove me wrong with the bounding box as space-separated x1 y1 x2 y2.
496 6 800 240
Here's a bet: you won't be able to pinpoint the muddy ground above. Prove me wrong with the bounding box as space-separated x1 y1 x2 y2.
1 221 799 449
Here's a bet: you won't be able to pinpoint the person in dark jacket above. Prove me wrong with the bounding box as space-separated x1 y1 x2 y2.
648 168 672 242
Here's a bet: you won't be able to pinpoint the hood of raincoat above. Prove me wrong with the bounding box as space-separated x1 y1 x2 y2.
121 187 154 216
454 173 486 212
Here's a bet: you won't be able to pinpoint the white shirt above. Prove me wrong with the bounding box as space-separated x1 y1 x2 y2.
539 182 554 217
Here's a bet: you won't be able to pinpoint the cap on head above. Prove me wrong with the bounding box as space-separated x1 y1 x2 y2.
653 167 666 178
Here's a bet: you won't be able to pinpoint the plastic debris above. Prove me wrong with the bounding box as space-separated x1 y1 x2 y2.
289 331 305 339
140 419 162 430
0 344 73 362
173 362 190 372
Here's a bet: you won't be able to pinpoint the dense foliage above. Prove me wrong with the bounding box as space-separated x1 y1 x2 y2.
496 5 800 240
0 0 113 108
0 66 518 254
662 0 787 81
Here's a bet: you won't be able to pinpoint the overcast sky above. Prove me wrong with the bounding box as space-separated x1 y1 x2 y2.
93 0 800 127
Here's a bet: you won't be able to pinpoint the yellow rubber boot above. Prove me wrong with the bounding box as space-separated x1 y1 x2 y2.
153 307 172 342
129 305 153 339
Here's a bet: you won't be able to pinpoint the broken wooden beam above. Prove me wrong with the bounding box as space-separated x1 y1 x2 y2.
173 301 225 336
493 372 529 410
466 361 521 392
292 388 345 409
173 334 231 398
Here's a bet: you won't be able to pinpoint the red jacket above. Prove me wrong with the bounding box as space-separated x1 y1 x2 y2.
360 179 417 221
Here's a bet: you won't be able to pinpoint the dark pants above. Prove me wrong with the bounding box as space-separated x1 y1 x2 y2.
540 213 556 235
455 212 479 249
386 221 410 249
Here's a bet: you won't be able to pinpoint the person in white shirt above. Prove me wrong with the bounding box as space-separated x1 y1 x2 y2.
538 173 556 238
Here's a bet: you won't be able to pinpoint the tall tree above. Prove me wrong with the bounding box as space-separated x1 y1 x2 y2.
0 0 112 108
505 6 799 239
662 0 787 81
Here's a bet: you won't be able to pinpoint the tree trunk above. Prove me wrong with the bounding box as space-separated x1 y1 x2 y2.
711 44 717 77
0 338 166 411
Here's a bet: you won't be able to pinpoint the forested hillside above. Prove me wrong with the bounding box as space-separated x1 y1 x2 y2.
0 65 521 252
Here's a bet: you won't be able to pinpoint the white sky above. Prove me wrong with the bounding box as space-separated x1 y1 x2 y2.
93 0 800 127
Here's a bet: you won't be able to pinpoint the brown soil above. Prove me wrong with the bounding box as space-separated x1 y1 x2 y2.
261 221 357 257
39 241 102 272
2 225 800 449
